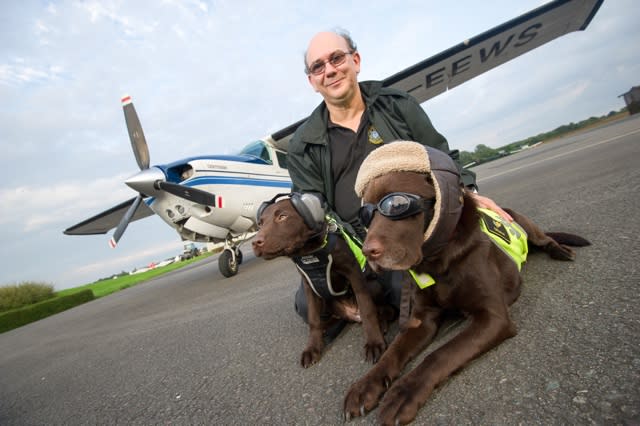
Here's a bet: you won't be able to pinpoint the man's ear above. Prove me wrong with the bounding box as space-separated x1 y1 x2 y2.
353 51 361 74
307 74 320 93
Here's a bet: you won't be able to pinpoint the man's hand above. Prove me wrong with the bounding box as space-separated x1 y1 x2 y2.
468 192 513 222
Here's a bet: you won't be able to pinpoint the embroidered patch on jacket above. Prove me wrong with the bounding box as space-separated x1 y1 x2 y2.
367 125 383 145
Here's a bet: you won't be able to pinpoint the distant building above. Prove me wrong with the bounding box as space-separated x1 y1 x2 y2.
619 86 640 115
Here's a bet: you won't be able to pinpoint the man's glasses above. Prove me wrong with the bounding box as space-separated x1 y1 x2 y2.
359 192 435 227
306 50 354 75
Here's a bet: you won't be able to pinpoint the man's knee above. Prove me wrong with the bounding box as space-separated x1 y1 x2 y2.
294 280 308 323
379 270 404 311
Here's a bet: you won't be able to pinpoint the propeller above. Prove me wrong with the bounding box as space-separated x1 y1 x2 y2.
110 194 142 248
155 181 217 206
122 94 150 170
109 95 215 248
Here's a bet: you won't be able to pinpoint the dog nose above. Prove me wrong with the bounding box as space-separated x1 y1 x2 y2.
362 239 383 261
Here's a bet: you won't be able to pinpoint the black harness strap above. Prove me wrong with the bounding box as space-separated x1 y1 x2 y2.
292 233 347 300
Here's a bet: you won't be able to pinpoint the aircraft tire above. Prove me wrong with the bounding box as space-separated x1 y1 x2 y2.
236 249 243 265
219 249 239 277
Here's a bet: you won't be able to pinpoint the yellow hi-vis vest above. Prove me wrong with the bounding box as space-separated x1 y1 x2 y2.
477 208 528 271
411 208 529 289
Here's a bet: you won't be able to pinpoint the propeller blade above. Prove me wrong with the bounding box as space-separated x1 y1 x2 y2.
156 181 217 206
121 94 150 170
109 194 143 248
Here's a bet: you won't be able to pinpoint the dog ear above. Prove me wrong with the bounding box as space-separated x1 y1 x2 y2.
290 192 326 232
256 192 292 224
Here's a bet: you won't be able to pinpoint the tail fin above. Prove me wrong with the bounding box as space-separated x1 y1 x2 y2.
545 232 591 247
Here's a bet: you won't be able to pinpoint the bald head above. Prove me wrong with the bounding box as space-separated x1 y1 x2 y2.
304 30 357 73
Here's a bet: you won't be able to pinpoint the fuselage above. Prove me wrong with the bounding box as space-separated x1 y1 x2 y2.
143 140 291 242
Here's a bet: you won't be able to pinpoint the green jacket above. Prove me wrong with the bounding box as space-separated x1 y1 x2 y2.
288 80 475 215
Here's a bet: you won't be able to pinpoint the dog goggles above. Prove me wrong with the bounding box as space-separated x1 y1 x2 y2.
359 192 435 227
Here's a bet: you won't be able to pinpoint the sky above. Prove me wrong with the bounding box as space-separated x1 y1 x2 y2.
1 0 638 290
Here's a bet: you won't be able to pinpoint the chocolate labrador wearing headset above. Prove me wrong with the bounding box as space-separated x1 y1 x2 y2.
252 193 390 368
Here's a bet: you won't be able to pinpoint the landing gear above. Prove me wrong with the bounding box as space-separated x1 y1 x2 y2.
218 235 244 277
218 249 239 277
217 232 253 277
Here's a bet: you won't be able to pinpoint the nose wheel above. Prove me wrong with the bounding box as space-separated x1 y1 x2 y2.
219 248 243 277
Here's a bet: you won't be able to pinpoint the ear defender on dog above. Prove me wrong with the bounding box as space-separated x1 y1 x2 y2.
256 192 326 233
290 192 326 233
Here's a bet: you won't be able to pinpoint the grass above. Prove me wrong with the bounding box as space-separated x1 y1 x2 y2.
56 252 214 299
0 253 217 333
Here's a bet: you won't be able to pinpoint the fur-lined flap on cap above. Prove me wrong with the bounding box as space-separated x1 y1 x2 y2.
355 141 431 197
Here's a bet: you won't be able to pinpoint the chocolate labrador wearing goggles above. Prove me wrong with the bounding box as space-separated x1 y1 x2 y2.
344 141 591 425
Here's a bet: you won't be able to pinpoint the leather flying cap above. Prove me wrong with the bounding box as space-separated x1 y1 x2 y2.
355 141 464 252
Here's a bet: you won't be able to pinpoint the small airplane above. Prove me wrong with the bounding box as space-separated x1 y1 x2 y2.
63 96 291 277
64 0 603 278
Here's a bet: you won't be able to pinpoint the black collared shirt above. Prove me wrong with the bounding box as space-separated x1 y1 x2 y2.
328 109 382 234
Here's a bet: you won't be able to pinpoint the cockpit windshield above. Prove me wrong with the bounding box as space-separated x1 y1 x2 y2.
239 140 272 164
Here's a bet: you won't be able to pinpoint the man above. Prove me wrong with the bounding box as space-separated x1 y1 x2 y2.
288 29 509 324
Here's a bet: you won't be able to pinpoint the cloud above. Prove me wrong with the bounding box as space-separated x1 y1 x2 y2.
68 239 184 278
0 61 63 87
0 173 132 232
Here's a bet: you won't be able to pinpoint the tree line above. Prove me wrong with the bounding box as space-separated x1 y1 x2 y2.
459 107 627 167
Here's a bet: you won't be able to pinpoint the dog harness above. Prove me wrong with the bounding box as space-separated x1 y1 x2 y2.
292 231 346 299
295 215 437 296
291 217 367 300
294 210 528 295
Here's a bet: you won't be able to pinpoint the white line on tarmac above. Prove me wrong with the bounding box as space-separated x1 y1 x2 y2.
477 129 640 183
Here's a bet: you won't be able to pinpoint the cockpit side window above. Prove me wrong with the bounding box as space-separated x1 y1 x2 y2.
180 165 194 181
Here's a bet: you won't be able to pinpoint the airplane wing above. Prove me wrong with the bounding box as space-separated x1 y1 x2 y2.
268 0 603 151
64 197 154 235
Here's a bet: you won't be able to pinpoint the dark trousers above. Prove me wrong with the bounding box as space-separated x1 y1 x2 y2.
293 270 404 323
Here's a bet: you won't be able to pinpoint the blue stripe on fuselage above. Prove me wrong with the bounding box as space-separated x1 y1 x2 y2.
186 176 291 188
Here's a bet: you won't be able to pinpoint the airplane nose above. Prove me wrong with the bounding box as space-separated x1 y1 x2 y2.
125 167 166 196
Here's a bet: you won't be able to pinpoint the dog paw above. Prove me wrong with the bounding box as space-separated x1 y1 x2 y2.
364 340 386 363
546 242 576 261
377 375 430 426
300 347 322 368
343 373 390 420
